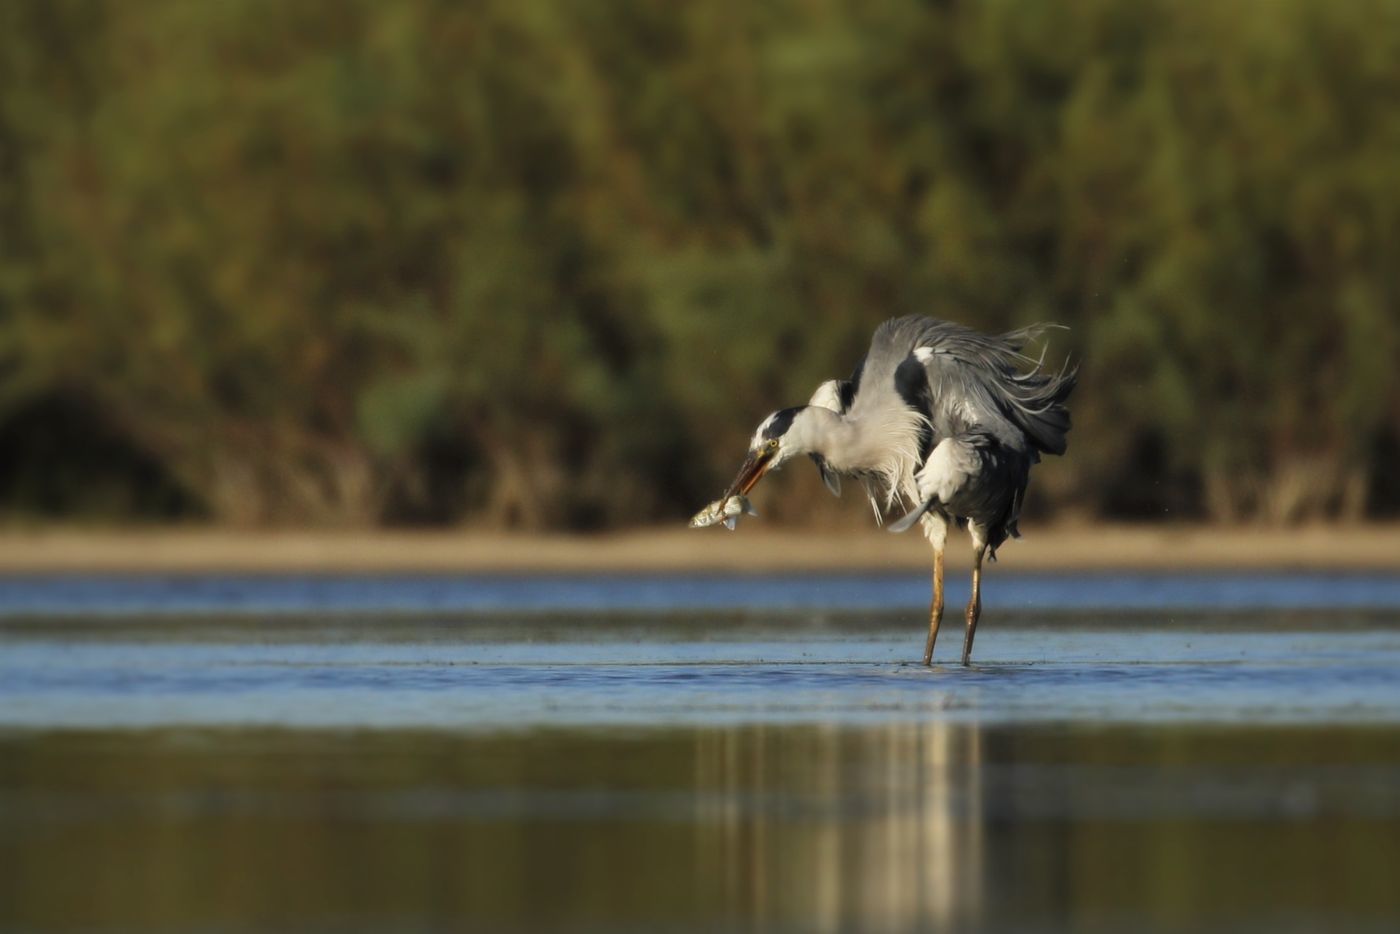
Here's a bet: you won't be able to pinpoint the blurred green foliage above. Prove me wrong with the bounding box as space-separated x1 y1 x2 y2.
1 0 1397 527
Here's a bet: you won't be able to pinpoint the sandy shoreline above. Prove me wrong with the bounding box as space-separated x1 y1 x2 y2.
0 524 1396 574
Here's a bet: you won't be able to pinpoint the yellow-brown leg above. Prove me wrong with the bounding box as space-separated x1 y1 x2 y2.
922 548 945 666
961 545 986 666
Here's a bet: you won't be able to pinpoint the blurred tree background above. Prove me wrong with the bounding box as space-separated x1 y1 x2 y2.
1 0 1397 529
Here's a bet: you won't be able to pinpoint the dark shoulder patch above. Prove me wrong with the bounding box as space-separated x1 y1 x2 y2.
894 355 935 462
847 355 866 401
836 379 855 412
762 406 803 440
893 356 931 413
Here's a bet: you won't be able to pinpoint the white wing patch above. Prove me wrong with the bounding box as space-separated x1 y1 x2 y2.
916 438 977 504
806 379 845 413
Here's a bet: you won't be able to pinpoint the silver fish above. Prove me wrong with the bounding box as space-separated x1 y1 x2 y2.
689 494 758 531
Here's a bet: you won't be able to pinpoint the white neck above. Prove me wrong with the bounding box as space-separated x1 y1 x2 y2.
808 407 926 506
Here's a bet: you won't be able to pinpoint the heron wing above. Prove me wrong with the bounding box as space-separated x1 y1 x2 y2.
915 348 1027 452
805 379 850 415
888 430 1029 544
859 316 1075 458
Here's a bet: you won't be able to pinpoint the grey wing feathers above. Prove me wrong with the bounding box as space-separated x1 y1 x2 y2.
992 324 1077 456
872 315 1077 458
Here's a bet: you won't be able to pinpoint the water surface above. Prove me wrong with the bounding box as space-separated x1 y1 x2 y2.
3 573 1399 931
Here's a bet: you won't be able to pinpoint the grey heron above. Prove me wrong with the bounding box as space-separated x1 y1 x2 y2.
717 315 1076 665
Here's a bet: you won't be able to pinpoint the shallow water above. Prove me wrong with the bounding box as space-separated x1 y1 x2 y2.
5 622 1400 731
3 573 1400 931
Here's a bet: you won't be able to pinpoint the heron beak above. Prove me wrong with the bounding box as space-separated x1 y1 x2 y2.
723 449 773 499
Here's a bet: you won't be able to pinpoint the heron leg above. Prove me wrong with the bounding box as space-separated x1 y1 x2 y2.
921 513 949 666
961 543 987 667
923 548 945 665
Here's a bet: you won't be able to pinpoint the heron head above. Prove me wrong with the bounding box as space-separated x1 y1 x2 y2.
722 406 832 498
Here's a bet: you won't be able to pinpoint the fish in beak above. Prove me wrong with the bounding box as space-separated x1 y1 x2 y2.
689 494 758 530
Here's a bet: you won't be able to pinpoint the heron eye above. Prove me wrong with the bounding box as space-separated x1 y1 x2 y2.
767 439 780 451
